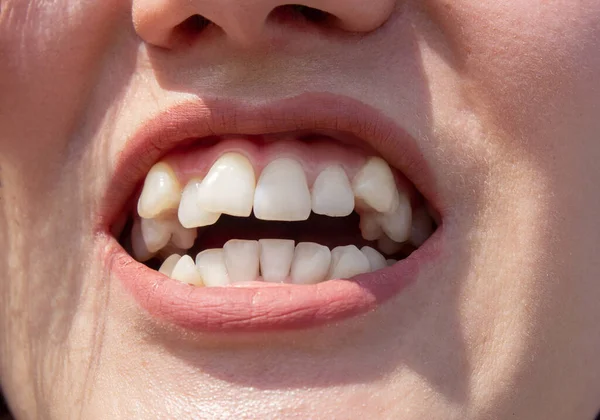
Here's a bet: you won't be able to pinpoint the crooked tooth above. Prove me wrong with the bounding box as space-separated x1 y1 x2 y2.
359 212 383 241
169 221 197 250
196 153 256 217
158 254 181 276
140 217 173 253
290 242 331 285
254 158 311 221
223 240 260 283
328 245 371 279
178 179 221 228
195 249 230 287
311 165 354 217
360 246 387 271
259 239 295 283
171 255 203 286
352 157 399 213
377 193 412 243
410 207 434 247
131 218 154 262
137 162 181 219
377 235 402 256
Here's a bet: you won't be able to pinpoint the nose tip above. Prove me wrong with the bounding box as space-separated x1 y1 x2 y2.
133 0 396 48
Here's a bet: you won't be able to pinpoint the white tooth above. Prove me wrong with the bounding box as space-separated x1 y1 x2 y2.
159 254 182 277
360 246 387 271
410 207 434 247
140 217 173 253
377 235 402 256
311 165 354 217
170 255 203 286
195 249 230 287
223 240 260 283
131 218 154 262
352 157 399 213
359 212 383 241
178 179 221 228
377 193 412 243
169 221 197 250
196 153 256 217
387 259 398 266
290 243 331 285
137 162 182 219
328 245 371 279
259 239 295 283
254 158 311 221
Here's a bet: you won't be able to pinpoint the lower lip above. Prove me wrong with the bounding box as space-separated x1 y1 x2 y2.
104 228 442 333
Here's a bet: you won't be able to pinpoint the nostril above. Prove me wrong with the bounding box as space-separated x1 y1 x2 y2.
174 14 212 42
272 4 333 26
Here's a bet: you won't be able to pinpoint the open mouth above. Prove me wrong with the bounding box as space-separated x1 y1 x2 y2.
103 95 443 332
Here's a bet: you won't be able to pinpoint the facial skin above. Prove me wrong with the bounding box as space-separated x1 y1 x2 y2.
1 0 600 418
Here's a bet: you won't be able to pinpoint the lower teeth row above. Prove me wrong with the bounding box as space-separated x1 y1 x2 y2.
159 240 398 287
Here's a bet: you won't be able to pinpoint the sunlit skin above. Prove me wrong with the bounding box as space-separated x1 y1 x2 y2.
1 0 600 418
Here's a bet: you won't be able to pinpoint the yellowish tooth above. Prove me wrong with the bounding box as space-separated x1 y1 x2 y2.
178 179 221 228
377 235 402 256
360 246 387 271
254 158 312 221
327 245 371 279
169 221 197 250
196 153 256 217
140 217 172 253
158 254 182 277
410 207 434 247
223 240 260 283
377 193 412 243
137 162 182 219
170 255 203 286
259 239 295 283
359 212 383 241
352 157 399 213
131 218 155 262
195 249 230 287
290 242 331 285
311 165 354 217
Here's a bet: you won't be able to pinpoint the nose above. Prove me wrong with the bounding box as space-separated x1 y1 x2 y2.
133 0 396 48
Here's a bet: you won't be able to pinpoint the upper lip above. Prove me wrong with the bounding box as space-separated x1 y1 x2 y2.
98 92 438 234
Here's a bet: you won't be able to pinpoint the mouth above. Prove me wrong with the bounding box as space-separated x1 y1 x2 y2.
101 93 443 332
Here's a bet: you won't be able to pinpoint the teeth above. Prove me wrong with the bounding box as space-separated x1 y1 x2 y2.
131 218 154 262
254 158 312 221
223 240 260 283
170 255 203 286
352 157 399 213
290 242 331 285
158 254 181 276
196 153 256 217
137 162 181 219
259 239 295 283
359 212 383 241
178 179 221 228
311 165 354 217
377 193 412 243
328 245 371 279
410 207 434 247
169 220 197 250
377 235 403 256
360 246 387 271
195 249 230 287
139 217 173 253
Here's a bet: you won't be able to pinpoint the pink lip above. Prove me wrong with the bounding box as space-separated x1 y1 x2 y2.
99 92 442 332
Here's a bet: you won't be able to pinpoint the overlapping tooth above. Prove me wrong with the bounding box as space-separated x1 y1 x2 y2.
196 153 256 217
169 221 197 250
311 165 354 217
359 212 383 241
410 207 434 247
290 242 331 284
178 179 221 228
170 255 203 285
352 157 399 213
377 235 403 256
254 158 312 221
131 218 154 262
195 249 230 287
138 162 182 219
377 193 412 243
223 240 260 283
328 245 371 279
259 239 295 283
158 254 181 276
360 246 387 271
139 217 173 253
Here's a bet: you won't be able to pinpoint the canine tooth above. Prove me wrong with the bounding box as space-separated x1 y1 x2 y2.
410 207 434 247
137 162 181 219
387 259 398 266
223 240 260 283
377 235 402 255
311 165 354 217
195 249 230 287
360 246 387 271
377 193 412 243
259 239 295 283
131 218 154 262
170 255 203 286
254 158 311 221
352 157 398 213
140 217 173 253
196 153 256 217
158 254 181 276
290 243 331 285
359 212 383 241
328 245 371 279
178 179 221 228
